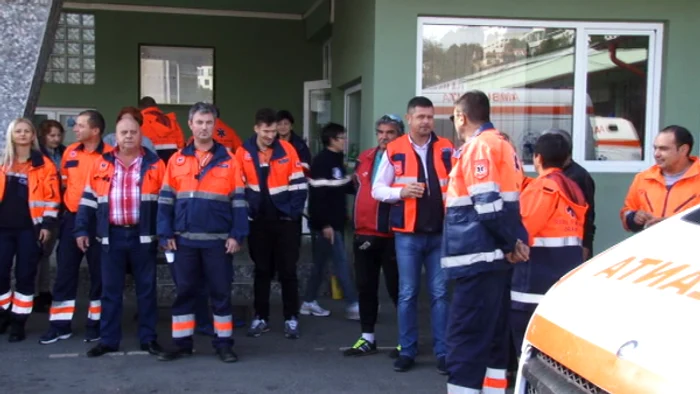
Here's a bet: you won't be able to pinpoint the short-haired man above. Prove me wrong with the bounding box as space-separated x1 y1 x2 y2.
443 90 529 393
541 129 596 260
621 125 700 230
343 115 403 357
237 108 308 339
511 133 587 357
373 97 454 373
301 123 359 319
157 102 248 362
75 116 166 357
40 110 112 345
276 110 312 174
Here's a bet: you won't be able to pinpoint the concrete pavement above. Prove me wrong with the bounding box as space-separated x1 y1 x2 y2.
0 299 450 394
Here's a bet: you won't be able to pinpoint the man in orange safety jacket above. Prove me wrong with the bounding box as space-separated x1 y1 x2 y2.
442 91 529 394
157 102 248 363
510 132 587 358
139 96 185 163
621 125 700 231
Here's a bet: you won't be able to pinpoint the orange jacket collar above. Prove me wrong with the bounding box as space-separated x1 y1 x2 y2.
642 156 700 183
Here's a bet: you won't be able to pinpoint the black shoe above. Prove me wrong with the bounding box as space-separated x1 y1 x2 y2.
158 348 193 361
87 343 119 357
140 341 165 356
393 356 415 372
388 345 401 359
0 312 10 335
343 338 378 357
8 322 26 343
437 357 448 375
216 347 238 363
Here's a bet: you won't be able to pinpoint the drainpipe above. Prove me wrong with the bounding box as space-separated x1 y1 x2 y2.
608 41 645 77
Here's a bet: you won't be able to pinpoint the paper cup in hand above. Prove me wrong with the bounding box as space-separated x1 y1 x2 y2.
165 251 175 264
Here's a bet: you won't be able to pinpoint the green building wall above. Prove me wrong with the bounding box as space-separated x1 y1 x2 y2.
37 8 323 139
363 0 700 254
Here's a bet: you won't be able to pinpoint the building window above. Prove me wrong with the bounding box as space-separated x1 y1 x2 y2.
45 12 96 85
139 45 214 105
418 18 664 173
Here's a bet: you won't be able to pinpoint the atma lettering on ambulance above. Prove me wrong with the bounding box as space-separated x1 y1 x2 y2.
513 204 700 394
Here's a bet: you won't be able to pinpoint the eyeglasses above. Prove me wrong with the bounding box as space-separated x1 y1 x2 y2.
449 115 455 123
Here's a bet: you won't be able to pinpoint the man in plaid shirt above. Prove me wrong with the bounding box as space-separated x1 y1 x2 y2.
75 116 166 357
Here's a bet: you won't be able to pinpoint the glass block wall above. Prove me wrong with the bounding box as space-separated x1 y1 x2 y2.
45 12 95 85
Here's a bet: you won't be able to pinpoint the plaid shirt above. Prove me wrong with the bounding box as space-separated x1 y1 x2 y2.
109 154 143 226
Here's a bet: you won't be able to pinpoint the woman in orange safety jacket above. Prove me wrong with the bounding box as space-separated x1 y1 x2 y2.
0 118 61 342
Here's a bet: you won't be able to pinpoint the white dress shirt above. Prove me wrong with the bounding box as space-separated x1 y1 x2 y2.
372 134 432 204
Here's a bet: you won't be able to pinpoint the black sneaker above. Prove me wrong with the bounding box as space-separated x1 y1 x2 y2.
39 327 72 345
437 356 448 375
343 338 378 357
8 321 26 343
388 345 401 359
393 355 415 372
216 347 239 363
284 318 300 339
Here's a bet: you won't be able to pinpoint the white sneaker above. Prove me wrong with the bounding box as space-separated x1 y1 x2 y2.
346 302 360 321
300 301 331 317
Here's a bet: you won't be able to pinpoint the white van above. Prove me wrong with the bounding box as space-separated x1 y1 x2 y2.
512 204 700 393
423 88 642 163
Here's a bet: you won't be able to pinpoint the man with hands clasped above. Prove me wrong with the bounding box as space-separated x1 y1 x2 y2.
156 102 249 363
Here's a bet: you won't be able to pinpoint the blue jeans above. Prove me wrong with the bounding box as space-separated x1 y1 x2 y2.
304 230 357 305
395 232 448 359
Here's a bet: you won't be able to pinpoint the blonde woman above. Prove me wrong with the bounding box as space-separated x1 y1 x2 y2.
0 118 60 342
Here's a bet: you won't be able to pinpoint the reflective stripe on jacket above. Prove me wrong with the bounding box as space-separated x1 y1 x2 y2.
511 168 587 311
61 140 113 213
386 132 453 233
0 150 61 228
235 136 307 220
75 149 165 245
441 124 527 279
354 147 391 237
157 141 249 247
620 158 700 232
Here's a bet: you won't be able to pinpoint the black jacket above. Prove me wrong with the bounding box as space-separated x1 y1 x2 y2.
308 149 354 231
563 160 596 251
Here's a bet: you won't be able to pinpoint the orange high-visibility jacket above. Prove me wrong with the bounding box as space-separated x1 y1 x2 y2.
442 123 527 279
74 149 165 246
141 106 185 162
0 150 61 228
512 168 587 311
61 140 113 213
385 132 454 233
157 142 249 247
620 158 700 232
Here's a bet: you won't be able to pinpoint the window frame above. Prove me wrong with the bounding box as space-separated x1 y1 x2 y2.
416 17 664 173
137 44 216 106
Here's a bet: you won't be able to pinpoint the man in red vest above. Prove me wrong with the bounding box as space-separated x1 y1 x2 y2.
343 114 403 357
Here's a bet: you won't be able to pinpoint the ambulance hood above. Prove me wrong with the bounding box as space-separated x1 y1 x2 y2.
526 205 700 393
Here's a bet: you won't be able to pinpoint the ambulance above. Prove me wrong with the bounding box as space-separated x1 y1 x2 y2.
512 204 700 393
423 88 642 163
